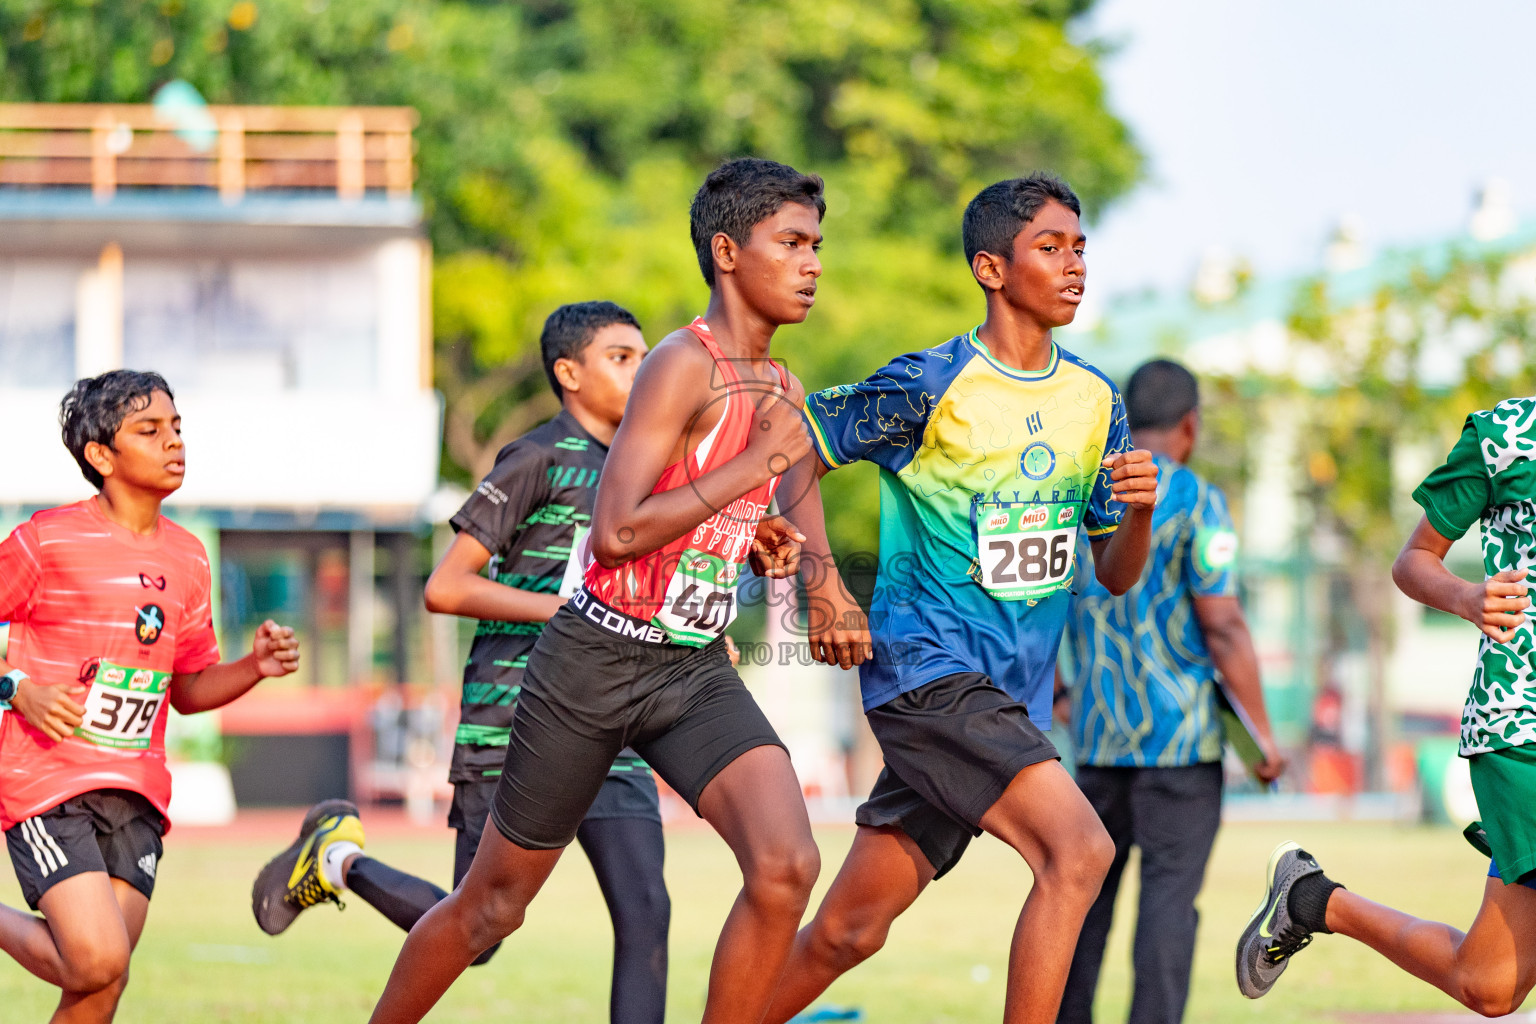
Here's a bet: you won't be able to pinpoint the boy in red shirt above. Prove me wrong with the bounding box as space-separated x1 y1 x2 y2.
0 370 300 1023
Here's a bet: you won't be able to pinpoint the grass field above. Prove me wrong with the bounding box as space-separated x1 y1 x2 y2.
0 816 1497 1022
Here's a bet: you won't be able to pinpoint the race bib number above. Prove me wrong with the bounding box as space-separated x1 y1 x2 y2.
76 660 170 750
976 502 1079 601
654 549 741 646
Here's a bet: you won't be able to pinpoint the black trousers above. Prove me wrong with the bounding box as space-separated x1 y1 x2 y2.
1058 763 1223 1024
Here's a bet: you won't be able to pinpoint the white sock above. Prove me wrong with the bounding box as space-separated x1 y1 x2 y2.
322 840 362 892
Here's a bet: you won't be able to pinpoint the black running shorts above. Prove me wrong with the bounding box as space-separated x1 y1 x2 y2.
856 672 1059 879
6 789 165 910
452 767 661 879
490 596 784 850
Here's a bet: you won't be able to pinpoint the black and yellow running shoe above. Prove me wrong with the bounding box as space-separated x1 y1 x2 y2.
251 799 365 936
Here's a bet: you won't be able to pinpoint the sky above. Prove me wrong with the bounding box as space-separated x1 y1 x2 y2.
1074 0 1536 306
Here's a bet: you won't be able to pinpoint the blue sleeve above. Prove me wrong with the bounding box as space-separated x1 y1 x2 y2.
804 351 947 474
1183 480 1240 597
1083 383 1132 536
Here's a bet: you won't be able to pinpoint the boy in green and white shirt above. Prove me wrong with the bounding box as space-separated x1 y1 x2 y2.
1233 396 1536 1015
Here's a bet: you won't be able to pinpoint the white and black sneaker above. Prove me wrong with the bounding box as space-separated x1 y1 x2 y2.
1236 841 1328 998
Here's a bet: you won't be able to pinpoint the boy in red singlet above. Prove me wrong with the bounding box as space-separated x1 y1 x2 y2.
0 370 300 1023
367 158 830 1024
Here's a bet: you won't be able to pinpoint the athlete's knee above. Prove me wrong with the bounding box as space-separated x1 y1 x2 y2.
460 886 527 949
743 838 821 910
469 939 502 967
808 911 890 971
1035 813 1114 895
60 941 130 995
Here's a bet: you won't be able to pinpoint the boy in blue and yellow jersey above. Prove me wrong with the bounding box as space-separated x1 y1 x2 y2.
763 174 1159 1024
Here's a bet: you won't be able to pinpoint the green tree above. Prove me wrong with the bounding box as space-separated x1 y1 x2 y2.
0 0 1143 560
1283 249 1536 784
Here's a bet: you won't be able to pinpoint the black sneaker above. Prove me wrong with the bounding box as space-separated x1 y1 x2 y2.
1235 841 1324 998
251 799 364 936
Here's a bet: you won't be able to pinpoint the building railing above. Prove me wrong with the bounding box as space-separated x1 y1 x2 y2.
0 103 417 203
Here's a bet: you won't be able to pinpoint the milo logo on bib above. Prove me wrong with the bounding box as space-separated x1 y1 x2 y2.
975 501 1081 601
76 658 171 750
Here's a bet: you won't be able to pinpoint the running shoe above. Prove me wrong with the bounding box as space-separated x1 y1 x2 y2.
251 798 364 936
1235 841 1324 998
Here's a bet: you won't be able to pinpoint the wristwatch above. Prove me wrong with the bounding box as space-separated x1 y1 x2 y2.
0 668 26 710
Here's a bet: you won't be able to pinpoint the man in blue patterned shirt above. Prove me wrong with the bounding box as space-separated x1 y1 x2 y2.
1057 359 1285 1024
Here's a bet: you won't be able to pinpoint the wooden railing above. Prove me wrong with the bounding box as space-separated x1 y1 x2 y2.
0 103 417 203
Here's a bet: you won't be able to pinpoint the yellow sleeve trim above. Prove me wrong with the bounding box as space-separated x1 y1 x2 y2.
805 406 846 469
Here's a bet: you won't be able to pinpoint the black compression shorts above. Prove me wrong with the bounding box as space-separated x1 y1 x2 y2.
490 598 784 850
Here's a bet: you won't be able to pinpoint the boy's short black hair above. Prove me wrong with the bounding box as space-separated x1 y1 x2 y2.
1125 358 1200 431
962 173 1082 266
540 301 641 399
59 370 175 489
689 158 826 287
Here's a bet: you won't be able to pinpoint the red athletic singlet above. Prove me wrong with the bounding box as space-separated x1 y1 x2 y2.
0 500 221 831
583 318 787 646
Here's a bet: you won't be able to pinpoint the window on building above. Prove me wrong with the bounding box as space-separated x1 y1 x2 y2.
0 258 82 388
122 256 378 391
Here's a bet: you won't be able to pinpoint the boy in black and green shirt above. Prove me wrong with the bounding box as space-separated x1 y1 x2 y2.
252 302 670 1024
1235 396 1536 1016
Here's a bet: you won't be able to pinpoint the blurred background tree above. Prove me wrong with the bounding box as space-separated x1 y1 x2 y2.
1284 250 1536 785
0 0 1143 562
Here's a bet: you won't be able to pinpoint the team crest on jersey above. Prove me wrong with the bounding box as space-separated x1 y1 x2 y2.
135 604 165 646
1020 442 1056 481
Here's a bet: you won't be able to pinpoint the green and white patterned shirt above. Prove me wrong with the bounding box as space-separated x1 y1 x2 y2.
1413 397 1536 756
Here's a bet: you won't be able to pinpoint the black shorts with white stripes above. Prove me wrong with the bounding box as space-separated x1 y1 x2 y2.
6 789 165 910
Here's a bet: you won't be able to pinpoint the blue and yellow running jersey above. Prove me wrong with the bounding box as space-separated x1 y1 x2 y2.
806 327 1131 726
1062 456 1239 766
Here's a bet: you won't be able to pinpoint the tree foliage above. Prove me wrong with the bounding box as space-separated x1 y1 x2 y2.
1270 249 1536 781
1288 250 1536 564
0 0 1143 557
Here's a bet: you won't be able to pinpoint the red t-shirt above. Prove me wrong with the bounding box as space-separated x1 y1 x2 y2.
0 499 220 831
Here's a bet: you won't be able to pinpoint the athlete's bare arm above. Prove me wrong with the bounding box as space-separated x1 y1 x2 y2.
749 371 812 582
169 619 299 714
780 453 872 670
1394 515 1530 643
1088 449 1158 595
589 334 812 568
423 532 565 623
2 655 85 743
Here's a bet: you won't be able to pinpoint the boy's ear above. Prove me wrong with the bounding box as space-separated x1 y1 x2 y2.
710 231 739 279
553 355 582 395
1181 408 1201 445
971 250 1005 292
84 440 115 481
